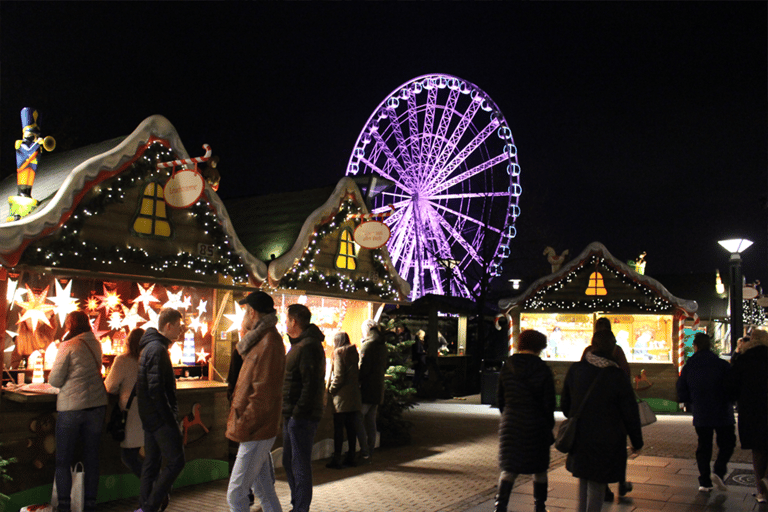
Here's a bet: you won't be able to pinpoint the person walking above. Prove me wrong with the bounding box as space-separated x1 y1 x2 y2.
326 332 365 469
49 311 108 512
226 292 285 512
495 330 555 512
282 304 326 512
105 327 145 478
562 330 643 512
136 308 185 512
677 332 735 492
359 319 389 460
726 328 768 503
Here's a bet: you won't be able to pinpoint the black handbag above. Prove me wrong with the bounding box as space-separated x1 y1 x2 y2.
555 369 604 453
107 387 136 442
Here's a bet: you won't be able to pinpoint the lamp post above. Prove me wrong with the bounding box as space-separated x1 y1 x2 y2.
718 238 753 353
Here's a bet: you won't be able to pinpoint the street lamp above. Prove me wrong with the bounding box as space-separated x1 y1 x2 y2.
718 238 753 353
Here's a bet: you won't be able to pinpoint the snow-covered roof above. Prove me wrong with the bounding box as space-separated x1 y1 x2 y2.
498 241 698 316
0 115 268 284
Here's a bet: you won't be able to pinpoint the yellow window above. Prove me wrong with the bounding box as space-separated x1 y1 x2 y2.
132 182 172 238
335 228 357 270
585 272 607 295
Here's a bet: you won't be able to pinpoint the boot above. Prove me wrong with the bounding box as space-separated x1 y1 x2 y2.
533 481 548 512
325 454 344 469
343 451 357 467
494 479 513 512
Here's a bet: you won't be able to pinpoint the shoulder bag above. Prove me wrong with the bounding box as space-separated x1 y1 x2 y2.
107 386 136 442
555 369 604 453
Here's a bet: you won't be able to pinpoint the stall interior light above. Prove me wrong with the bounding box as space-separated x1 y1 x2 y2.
718 238 753 254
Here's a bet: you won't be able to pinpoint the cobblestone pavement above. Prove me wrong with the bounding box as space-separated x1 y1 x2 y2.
97 396 761 512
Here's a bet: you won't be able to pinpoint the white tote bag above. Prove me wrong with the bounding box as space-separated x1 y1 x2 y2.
51 462 84 512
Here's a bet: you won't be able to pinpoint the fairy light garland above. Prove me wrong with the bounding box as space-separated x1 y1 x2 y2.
523 255 674 313
21 142 249 283
279 199 399 299
743 299 766 327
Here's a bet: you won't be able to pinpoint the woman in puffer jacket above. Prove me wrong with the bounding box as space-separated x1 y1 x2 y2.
49 311 108 512
326 332 365 468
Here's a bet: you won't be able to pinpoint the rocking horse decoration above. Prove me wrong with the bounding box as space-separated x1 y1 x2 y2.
543 246 569 274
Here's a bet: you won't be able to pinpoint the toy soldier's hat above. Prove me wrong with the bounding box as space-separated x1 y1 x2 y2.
21 107 40 135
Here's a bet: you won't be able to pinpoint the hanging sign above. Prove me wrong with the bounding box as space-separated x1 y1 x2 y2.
164 169 205 209
354 221 391 249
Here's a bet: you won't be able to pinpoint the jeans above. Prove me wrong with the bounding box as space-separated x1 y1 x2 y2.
282 417 318 512
695 425 736 486
55 406 106 512
227 437 281 512
578 479 604 512
121 447 143 479
361 403 378 456
141 423 185 512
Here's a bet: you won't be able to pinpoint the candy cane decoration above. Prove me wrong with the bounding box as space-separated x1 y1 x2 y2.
494 312 514 355
348 204 395 221
157 144 212 170
677 311 700 375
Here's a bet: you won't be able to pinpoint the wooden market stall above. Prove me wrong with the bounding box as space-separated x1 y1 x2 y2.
497 242 699 413
0 115 269 510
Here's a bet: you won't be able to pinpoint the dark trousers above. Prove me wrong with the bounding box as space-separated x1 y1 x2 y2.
141 423 185 512
695 425 736 486
332 412 358 457
121 447 143 479
55 406 106 512
282 417 319 512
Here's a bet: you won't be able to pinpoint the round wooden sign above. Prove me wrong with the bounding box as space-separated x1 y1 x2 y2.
164 169 205 209
354 221 391 249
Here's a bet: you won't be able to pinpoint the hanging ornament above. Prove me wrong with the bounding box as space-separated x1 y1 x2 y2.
142 308 160 330
121 302 147 332
163 290 184 310
16 285 55 330
223 302 246 333
196 347 209 364
49 279 79 326
134 283 160 313
86 296 100 312
196 299 208 316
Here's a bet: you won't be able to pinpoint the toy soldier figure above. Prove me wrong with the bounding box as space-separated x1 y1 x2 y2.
10 107 55 221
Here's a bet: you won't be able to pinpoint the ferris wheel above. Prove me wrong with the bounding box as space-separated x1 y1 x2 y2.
346 74 521 300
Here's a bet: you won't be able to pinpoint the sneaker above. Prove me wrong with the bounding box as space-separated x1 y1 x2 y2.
756 493 767 503
698 486 713 492
711 474 727 491
619 481 633 497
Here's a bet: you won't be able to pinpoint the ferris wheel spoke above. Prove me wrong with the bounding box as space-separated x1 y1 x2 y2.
429 98 483 180
435 214 485 267
432 118 500 188
385 105 413 171
419 86 439 169
387 205 414 262
428 152 509 196
426 191 511 200
428 200 502 234
406 93 421 166
422 202 454 259
358 154 405 189
425 88 460 171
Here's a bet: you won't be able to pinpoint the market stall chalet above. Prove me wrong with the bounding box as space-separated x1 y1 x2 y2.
0 115 269 510
497 242 698 413
224 177 411 457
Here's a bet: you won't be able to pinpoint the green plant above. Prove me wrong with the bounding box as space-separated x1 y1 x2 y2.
0 443 17 482
377 335 418 447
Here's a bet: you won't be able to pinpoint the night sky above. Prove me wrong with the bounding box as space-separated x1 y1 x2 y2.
2 2 766 289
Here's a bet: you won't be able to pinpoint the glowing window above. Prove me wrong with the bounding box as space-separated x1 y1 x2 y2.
585 272 607 296
132 182 172 238
335 228 357 270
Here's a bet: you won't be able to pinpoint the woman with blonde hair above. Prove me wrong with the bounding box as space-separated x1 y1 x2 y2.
105 327 145 478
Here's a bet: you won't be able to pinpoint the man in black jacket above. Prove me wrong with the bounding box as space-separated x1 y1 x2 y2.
282 303 325 512
359 319 388 460
136 308 184 512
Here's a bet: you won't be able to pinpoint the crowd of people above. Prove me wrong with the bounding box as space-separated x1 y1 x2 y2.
47 292 391 512
494 319 768 512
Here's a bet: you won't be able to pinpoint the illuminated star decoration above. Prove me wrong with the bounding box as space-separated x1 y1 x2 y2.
16 285 55 330
89 314 110 340
97 288 122 312
6 277 26 311
163 290 184 310
142 308 160 330
108 311 124 331
223 302 245 332
86 296 100 312
196 299 208 316
188 315 203 333
181 295 192 310
121 302 147 332
49 279 80 326
134 283 160 313
199 321 209 337
196 347 209 364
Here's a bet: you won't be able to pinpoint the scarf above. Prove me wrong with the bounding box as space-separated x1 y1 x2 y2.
236 312 278 356
586 350 619 368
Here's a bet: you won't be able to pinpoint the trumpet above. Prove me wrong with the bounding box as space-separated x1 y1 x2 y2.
16 135 56 152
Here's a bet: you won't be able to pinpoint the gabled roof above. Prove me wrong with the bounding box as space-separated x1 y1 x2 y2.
0 115 267 284
498 241 698 316
649 272 727 320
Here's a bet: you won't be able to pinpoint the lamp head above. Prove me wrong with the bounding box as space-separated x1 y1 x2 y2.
718 238 753 255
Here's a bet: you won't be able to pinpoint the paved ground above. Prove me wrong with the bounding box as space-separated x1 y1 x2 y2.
98 396 764 512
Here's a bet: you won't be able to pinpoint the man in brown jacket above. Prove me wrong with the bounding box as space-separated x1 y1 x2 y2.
226 292 286 512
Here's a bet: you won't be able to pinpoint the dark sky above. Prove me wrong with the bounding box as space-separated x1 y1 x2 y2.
2 2 766 286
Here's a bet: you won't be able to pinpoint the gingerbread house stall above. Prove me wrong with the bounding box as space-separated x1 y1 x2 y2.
0 115 269 510
497 242 698 412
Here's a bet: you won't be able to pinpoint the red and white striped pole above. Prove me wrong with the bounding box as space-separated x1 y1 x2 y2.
157 144 212 170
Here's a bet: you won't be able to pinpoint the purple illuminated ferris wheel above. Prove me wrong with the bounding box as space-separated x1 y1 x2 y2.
346 74 521 300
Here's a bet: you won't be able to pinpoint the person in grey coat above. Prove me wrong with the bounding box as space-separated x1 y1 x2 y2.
562 330 643 512
358 319 389 460
495 330 555 512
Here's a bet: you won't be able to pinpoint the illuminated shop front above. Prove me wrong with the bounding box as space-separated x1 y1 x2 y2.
498 242 698 412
